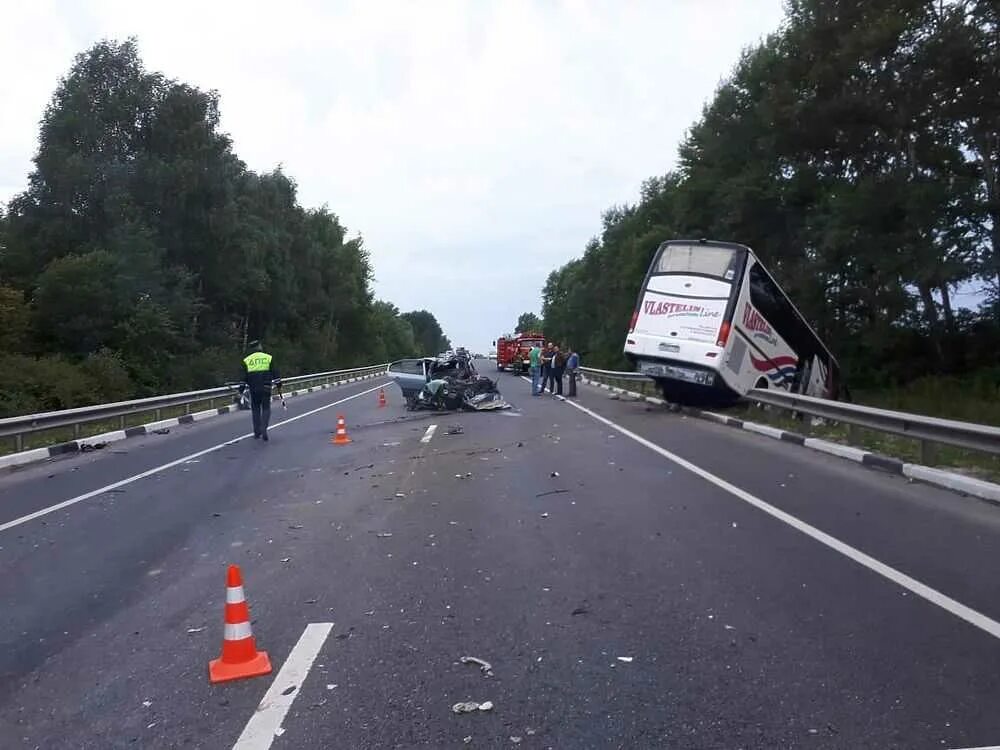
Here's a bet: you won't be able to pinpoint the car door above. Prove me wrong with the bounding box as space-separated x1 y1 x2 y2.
387 359 432 399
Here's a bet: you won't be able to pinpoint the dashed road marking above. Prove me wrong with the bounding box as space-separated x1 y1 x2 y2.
420 424 438 444
232 622 334 750
562 395 1000 641
0 382 387 534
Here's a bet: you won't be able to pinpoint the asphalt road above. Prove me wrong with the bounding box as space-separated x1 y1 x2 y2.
1 365 999 749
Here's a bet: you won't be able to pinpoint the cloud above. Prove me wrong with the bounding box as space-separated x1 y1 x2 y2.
0 0 786 353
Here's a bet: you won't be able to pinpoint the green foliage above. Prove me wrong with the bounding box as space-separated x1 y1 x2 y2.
542 0 1000 388
0 39 445 416
515 312 542 334
402 310 451 355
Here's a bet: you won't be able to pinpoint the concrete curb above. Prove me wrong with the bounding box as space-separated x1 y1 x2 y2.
579 376 1000 505
0 374 384 473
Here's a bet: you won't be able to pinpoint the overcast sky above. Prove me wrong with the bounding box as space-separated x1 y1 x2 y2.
1 0 787 354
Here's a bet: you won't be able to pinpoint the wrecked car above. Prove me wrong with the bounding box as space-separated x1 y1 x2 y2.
387 353 510 411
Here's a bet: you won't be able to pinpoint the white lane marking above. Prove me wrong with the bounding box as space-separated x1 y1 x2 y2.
420 424 438 444
232 622 333 750
562 396 1000 641
950 746 1000 750
0 382 387 534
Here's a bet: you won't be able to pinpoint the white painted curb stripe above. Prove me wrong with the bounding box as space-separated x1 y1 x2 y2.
0 447 51 469
232 622 333 750
742 422 785 439
562 396 1000 641
224 621 253 640
420 424 438 444
0 382 387 534
803 437 868 462
903 464 1000 503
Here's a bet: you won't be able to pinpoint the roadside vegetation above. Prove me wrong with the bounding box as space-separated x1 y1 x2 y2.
539 1 1000 422
0 40 448 417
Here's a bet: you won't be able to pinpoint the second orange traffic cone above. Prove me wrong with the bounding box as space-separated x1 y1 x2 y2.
331 414 352 445
208 565 272 684
377 388 387 408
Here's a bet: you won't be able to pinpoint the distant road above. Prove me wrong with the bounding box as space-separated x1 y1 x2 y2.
1 365 998 749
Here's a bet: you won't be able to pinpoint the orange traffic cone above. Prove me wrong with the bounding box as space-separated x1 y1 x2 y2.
209 565 272 684
377 388 387 408
331 414 352 445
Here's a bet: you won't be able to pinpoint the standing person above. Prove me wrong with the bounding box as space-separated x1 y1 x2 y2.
550 345 566 396
540 343 554 393
528 343 542 396
240 340 281 441
566 347 580 397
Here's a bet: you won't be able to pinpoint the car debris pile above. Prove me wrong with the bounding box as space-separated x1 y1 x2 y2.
412 353 510 412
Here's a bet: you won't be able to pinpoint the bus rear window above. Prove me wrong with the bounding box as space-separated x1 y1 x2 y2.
654 244 740 280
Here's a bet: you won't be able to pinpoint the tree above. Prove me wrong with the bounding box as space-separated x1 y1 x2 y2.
402 310 450 355
515 312 542 333
0 39 444 414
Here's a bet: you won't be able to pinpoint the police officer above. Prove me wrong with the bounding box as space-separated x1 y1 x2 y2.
241 340 281 441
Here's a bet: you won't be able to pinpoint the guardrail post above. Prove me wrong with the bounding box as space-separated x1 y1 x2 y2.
920 440 938 465
119 415 126 430
155 408 162 422
184 402 192 415
73 423 81 439
15 434 23 453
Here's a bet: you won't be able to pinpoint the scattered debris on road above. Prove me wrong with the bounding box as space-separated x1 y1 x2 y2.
395 492 406 498
376 532 393 538
616 656 633 663
186 626 205 634
142 700 152 708
453 701 494 714
571 606 589 616
510 737 523 744
404 353 511 412
540 512 550 519
274 727 285 737
280 557 291 563
535 489 569 498
550 471 560 478
153 428 170 435
464 737 472 744
447 425 465 435
288 524 303 530
460 655 494 676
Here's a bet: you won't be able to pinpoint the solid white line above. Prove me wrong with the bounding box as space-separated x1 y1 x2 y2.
561 396 1000 641
0 382 387 534
420 424 438 444
950 746 1000 750
231 622 333 750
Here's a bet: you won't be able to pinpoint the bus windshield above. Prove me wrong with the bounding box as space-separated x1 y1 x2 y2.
654 243 740 280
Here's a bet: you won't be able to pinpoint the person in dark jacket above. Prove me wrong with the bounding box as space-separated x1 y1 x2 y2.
550 345 566 396
241 340 281 441
566 347 580 397
540 343 554 393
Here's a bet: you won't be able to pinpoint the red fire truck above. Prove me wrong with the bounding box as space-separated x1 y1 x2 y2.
494 332 545 374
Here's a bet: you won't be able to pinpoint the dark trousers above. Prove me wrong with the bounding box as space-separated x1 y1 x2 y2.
250 389 272 436
567 369 577 397
549 367 564 395
540 365 550 391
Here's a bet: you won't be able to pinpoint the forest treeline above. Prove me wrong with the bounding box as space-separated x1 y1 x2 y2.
541 0 1000 390
0 40 448 417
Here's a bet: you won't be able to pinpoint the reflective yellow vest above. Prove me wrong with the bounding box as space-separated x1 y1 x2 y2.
243 351 273 372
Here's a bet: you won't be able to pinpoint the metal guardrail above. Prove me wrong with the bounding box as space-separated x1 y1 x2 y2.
0 364 388 452
578 366 1000 460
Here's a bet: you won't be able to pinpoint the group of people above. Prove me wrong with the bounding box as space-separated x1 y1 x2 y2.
528 342 580 397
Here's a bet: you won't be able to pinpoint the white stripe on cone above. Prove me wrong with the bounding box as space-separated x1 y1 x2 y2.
226 586 246 604
224 621 254 640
